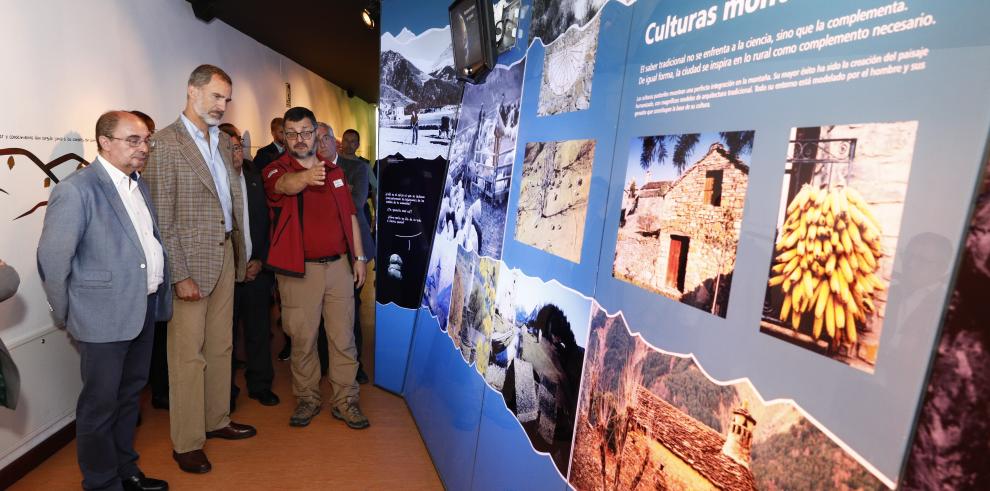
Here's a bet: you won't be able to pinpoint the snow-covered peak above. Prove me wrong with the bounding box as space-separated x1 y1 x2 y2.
381 25 452 73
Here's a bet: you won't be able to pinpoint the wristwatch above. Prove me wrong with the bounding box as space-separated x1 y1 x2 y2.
356 255 369 262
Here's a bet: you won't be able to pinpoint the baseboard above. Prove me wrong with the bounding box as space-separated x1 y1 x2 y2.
0 419 75 489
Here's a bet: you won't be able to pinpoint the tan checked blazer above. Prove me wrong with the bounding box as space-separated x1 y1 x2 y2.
144 117 246 296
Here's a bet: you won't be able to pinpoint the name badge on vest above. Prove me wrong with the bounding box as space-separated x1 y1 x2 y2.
333 178 344 189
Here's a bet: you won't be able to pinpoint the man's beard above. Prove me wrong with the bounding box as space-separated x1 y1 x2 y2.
291 145 315 160
196 102 223 126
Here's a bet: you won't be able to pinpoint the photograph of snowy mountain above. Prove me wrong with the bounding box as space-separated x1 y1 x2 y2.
379 27 463 160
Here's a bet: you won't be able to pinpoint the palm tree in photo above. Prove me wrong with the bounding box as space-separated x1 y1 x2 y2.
638 130 754 173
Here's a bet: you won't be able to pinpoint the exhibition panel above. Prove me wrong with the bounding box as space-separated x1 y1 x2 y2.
376 0 990 488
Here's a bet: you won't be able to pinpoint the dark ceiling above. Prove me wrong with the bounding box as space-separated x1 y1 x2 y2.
187 0 381 103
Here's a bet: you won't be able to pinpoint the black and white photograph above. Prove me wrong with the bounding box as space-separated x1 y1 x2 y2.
530 0 606 116
435 60 525 260
380 26 462 160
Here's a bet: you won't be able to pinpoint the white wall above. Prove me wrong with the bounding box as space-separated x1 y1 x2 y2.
0 0 375 467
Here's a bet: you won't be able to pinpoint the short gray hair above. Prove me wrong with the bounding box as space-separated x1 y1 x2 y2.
317 121 335 138
188 64 231 88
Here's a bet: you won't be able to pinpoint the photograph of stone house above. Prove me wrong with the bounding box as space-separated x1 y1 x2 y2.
613 131 755 317
761 121 918 373
568 304 886 490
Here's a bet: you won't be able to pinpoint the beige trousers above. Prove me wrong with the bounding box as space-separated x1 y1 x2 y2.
167 239 234 453
276 259 358 407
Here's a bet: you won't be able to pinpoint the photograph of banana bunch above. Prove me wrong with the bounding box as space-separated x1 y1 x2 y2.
761 122 918 373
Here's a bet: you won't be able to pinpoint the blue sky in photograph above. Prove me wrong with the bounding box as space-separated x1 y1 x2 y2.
623 132 753 189
498 264 593 347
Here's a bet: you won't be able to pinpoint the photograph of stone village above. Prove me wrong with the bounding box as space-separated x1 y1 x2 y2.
481 264 590 476
761 121 917 373
568 305 885 490
613 131 755 317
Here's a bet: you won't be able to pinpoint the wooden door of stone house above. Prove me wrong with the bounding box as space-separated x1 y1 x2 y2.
666 236 689 292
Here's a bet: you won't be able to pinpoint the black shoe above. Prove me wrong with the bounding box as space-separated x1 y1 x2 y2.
248 390 280 406
150 395 169 410
356 368 370 385
277 344 291 361
173 450 211 474
122 472 169 491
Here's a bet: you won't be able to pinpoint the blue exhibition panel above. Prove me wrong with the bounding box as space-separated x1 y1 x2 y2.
373 303 417 393
403 308 487 490
470 387 568 491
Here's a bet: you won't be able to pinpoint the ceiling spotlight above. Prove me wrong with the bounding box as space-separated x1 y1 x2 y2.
362 0 380 30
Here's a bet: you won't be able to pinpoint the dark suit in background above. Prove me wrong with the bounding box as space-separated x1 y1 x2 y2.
253 142 283 172
338 156 375 378
233 159 275 397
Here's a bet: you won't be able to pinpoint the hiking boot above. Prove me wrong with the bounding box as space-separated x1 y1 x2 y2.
332 399 370 429
289 399 321 427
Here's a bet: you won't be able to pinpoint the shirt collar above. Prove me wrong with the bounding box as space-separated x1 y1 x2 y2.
97 155 138 189
274 141 285 153
179 112 219 141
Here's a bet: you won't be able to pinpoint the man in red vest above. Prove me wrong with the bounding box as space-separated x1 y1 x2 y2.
263 107 369 429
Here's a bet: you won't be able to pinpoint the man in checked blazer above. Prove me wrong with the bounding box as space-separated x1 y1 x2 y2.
143 64 256 474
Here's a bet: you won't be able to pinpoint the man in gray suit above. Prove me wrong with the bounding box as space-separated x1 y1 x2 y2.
37 111 170 491
318 125 375 384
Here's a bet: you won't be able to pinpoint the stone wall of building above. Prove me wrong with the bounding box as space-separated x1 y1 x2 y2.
817 121 917 363
615 146 748 314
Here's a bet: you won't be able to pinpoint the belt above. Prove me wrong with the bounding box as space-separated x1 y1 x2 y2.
306 255 342 263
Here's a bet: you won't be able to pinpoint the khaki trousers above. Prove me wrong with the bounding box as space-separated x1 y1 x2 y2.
167 239 234 453
277 260 358 407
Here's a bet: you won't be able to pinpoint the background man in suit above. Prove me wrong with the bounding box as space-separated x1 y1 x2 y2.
129 111 170 411
219 123 279 409
38 111 170 491
143 64 255 475
252 117 285 171
319 125 374 384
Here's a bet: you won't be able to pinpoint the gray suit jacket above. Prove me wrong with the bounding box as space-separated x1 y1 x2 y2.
339 156 376 256
37 161 172 343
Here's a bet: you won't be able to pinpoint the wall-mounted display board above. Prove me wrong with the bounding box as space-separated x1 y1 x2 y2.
376 0 990 488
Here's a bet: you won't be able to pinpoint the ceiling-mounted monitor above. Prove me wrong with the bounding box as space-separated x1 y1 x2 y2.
449 0 496 83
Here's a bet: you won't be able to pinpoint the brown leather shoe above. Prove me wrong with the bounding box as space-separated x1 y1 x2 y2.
172 449 211 474
205 421 257 440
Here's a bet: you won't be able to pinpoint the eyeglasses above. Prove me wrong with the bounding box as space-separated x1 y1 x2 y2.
285 129 315 141
109 136 155 148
